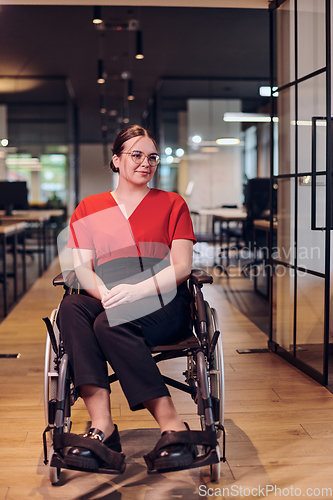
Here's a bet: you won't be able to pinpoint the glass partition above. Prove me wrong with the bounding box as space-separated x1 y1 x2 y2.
277 86 295 175
296 272 325 373
276 1 295 88
271 0 329 385
297 0 326 79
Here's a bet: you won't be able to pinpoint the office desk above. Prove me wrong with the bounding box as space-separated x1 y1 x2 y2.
253 219 277 298
197 208 247 268
0 210 64 274
197 207 247 221
0 221 26 317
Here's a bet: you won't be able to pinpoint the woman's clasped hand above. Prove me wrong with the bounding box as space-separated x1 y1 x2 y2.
101 283 143 309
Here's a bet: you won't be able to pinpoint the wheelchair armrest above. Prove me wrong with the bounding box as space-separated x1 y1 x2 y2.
190 268 213 286
53 270 76 287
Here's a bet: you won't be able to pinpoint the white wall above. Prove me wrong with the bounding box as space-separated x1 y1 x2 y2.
186 99 243 210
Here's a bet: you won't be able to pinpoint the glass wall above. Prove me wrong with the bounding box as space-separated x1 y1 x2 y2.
271 0 330 385
0 76 78 209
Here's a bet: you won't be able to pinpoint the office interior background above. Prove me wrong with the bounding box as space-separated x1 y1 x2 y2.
5 1 333 497
1 1 333 389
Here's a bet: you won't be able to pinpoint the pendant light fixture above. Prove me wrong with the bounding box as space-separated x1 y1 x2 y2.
93 6 103 25
97 59 105 84
127 79 135 100
135 31 144 60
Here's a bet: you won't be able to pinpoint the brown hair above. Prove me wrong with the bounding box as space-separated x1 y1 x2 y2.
110 125 158 173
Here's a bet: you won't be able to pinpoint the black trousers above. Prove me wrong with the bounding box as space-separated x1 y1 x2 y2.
57 285 192 411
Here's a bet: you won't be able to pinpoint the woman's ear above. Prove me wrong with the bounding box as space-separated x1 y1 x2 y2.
112 154 119 170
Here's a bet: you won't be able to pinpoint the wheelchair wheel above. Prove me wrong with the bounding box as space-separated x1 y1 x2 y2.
205 301 225 482
48 445 61 485
205 301 225 434
44 308 60 427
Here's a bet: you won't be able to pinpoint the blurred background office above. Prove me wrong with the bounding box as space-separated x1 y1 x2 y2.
1 1 332 389
0 3 271 215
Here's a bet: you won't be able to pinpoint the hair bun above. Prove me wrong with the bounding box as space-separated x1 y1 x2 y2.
110 159 119 173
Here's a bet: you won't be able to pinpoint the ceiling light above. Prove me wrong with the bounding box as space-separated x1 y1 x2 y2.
109 110 118 116
259 86 279 97
191 135 202 144
1 139 8 147
216 138 240 145
135 31 144 60
100 95 107 113
97 59 105 84
176 148 185 157
166 156 174 164
93 6 103 25
127 79 135 100
123 118 130 124
223 112 278 123
291 120 326 126
165 147 172 155
0 77 41 93
121 71 131 80
6 157 42 170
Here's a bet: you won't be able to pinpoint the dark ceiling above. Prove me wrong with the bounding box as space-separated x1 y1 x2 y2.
0 5 270 145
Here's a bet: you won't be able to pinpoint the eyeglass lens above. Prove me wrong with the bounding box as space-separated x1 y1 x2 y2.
130 152 160 167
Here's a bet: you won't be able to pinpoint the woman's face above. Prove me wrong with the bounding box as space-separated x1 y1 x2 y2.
113 136 158 187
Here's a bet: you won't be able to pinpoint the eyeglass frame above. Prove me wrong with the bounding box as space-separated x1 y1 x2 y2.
123 150 160 167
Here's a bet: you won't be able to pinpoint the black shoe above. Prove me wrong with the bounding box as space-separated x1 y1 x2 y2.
154 423 197 472
66 425 121 470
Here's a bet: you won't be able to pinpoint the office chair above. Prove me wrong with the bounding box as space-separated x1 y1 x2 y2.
241 178 271 277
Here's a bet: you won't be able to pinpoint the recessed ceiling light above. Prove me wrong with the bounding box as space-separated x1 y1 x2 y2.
191 135 202 144
175 148 185 157
216 138 240 145
224 112 278 123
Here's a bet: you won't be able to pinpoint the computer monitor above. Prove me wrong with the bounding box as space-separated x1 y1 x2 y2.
0 181 29 214
244 178 271 219
243 178 276 247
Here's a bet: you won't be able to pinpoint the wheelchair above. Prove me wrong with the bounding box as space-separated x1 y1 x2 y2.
42 268 226 484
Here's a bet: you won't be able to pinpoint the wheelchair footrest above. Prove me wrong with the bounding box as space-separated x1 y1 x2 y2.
50 451 125 475
146 447 220 474
53 432 126 474
144 429 219 473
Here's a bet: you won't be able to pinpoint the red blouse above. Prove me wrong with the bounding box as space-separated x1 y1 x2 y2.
68 189 196 266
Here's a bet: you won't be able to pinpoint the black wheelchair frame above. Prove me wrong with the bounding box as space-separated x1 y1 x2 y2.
42 268 226 484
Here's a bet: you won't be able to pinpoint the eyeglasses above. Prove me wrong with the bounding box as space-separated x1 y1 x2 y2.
124 151 160 167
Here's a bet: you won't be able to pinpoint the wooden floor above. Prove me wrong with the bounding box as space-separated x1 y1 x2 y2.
1 258 333 499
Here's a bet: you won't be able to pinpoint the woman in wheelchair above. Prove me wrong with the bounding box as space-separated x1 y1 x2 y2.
56 124 198 473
